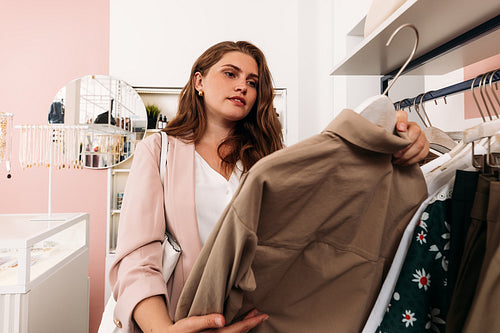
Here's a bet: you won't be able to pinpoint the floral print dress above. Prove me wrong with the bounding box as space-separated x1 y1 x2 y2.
377 184 452 333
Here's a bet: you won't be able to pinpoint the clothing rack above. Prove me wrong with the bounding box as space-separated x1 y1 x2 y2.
394 70 500 109
381 14 500 94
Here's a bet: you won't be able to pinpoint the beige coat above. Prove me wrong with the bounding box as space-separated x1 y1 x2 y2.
175 109 428 332
109 133 202 332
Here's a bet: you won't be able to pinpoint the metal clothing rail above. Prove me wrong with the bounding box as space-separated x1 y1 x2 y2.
395 70 500 109
380 14 500 94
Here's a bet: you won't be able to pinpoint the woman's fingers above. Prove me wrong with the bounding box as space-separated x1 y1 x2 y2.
173 314 225 332
393 109 429 166
393 122 429 165
217 312 269 333
172 311 268 333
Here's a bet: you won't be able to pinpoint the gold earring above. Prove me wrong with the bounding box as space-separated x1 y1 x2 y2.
198 90 204 97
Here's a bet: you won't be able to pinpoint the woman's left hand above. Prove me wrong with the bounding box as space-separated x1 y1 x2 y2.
392 110 430 166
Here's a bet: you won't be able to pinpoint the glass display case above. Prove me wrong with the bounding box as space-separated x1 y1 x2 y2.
0 213 89 333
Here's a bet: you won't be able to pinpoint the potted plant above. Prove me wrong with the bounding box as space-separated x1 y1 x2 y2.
146 104 160 129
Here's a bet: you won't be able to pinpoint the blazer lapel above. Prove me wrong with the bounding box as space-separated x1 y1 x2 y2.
165 137 202 282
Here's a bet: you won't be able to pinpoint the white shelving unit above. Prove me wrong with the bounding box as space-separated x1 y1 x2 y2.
331 0 500 76
104 155 133 303
104 127 161 302
134 87 289 144
134 87 182 126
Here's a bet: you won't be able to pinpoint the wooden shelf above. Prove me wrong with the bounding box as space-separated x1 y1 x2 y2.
331 0 500 76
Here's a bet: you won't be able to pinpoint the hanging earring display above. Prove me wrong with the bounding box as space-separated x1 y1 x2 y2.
0 112 14 179
16 124 87 170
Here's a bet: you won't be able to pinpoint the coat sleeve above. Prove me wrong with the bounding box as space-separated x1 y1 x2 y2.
108 134 168 332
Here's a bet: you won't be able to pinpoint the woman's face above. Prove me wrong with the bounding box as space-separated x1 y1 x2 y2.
195 51 259 128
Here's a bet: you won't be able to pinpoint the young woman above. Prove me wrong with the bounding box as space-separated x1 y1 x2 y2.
109 41 429 333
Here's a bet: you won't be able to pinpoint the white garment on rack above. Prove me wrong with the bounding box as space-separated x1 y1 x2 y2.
420 152 451 175
425 142 486 195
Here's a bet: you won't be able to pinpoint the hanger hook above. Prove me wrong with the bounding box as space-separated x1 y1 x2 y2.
479 72 494 121
412 93 428 127
401 98 412 112
419 91 434 127
486 69 500 118
382 23 419 96
396 100 402 110
471 74 486 122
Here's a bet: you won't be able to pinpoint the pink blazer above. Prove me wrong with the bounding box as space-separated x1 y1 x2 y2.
109 133 202 332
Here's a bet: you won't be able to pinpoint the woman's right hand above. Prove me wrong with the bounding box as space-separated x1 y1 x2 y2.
168 309 269 333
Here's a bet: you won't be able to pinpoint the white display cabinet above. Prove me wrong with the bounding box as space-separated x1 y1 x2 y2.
0 213 90 333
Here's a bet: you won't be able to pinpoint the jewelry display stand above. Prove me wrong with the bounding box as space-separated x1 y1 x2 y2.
15 124 87 221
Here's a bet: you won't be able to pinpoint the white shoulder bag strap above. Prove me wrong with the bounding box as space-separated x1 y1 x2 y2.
160 131 182 280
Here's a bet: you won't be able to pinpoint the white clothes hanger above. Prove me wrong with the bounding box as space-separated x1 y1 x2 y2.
355 95 397 133
414 91 457 153
421 74 490 176
355 23 419 133
463 119 500 144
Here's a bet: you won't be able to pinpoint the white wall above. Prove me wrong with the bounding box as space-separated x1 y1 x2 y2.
332 0 372 117
110 0 487 147
110 0 338 144
423 69 485 132
297 0 335 138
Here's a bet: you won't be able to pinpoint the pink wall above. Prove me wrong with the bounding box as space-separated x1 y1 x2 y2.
0 1 109 332
464 54 500 119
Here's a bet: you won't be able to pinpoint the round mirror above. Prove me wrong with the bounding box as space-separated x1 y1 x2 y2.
50 75 147 169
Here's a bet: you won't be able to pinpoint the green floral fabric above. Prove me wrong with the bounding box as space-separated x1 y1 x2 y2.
378 196 451 332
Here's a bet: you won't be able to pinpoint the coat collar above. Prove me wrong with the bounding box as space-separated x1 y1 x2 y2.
324 108 411 154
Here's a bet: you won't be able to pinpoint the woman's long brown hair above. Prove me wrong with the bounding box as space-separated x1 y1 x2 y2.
164 41 284 173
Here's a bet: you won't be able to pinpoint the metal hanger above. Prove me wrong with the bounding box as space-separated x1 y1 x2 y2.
489 70 500 108
410 93 428 126
479 71 495 120
471 74 487 122
416 92 433 127
383 23 419 96
416 91 457 153
485 70 500 118
464 72 500 174
355 24 419 133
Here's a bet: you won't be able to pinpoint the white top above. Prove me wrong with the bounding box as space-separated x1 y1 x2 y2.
194 151 242 245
